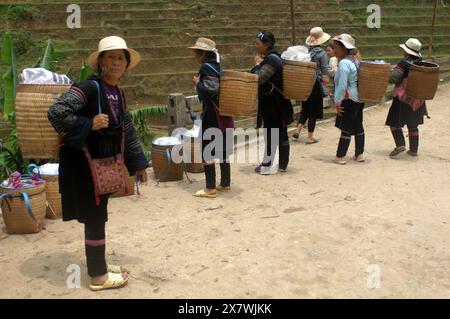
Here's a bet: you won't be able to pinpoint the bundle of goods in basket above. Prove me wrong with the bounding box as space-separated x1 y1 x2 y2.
218 70 259 117
406 61 440 100
281 46 317 101
358 60 391 103
0 172 47 234
152 137 184 182
181 124 204 173
15 68 72 160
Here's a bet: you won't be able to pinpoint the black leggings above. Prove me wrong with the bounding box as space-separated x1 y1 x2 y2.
205 162 231 189
336 131 365 158
391 126 419 153
298 113 317 133
84 218 107 277
262 126 290 170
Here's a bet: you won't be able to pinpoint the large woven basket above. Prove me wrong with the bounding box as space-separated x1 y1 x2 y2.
182 136 204 173
41 174 62 219
151 144 184 182
283 60 317 101
358 61 391 103
111 172 136 197
15 84 71 159
0 179 47 234
406 61 440 100
219 71 258 117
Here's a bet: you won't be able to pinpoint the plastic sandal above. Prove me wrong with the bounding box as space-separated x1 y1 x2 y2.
194 189 217 198
390 146 406 157
107 264 129 274
306 138 319 145
89 272 129 292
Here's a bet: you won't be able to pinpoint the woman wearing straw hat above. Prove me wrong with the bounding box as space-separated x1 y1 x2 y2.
190 37 234 198
332 34 366 165
48 36 149 291
252 31 294 175
386 38 429 158
293 27 331 144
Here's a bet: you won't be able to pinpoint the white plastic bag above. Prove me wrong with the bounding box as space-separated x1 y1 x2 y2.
20 68 72 85
281 46 311 62
153 136 181 146
33 163 59 176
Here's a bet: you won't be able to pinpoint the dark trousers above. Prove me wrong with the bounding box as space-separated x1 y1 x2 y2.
262 126 290 170
84 217 107 277
336 131 365 158
205 162 231 189
298 113 317 133
391 126 419 153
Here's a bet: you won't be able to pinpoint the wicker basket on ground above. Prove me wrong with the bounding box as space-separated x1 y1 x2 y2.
151 144 184 182
0 178 47 234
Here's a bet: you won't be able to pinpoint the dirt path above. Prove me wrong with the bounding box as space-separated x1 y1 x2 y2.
1 84 450 299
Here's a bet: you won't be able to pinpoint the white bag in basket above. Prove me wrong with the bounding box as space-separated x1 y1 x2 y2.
281 46 311 62
20 68 72 85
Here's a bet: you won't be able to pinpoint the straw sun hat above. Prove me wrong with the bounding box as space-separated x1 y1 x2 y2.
305 27 331 46
399 38 422 58
86 36 141 71
332 33 358 55
189 37 220 62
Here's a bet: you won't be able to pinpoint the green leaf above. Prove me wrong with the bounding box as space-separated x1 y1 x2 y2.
39 39 58 72
2 67 15 118
1 32 18 116
79 62 92 81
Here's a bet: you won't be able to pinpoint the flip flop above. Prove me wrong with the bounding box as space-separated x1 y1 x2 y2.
107 264 129 274
89 272 129 292
306 138 319 145
194 189 217 198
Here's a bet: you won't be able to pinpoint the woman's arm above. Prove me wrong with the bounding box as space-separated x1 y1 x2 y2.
334 60 351 107
47 85 93 150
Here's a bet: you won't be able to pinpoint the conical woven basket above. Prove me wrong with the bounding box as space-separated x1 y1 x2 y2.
358 62 391 103
406 62 440 100
15 84 71 159
283 60 317 101
219 71 258 117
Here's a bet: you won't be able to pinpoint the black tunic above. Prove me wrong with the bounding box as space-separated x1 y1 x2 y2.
251 50 294 129
48 76 149 223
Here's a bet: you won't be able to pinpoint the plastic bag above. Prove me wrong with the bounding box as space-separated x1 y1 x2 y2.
153 136 181 146
20 68 72 85
281 46 311 62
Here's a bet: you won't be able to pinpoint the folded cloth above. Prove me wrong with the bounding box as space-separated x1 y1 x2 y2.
20 68 72 85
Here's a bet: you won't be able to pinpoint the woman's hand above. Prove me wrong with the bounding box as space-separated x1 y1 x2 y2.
255 55 264 66
135 169 148 185
192 75 200 87
92 114 109 131
335 103 344 115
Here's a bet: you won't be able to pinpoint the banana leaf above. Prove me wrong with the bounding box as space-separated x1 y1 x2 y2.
1 32 18 117
2 67 15 118
79 62 92 81
39 39 58 72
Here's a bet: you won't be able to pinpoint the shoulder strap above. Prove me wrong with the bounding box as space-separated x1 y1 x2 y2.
204 63 221 77
91 80 102 114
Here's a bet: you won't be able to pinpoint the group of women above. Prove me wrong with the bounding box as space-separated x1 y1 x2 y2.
47 28 430 290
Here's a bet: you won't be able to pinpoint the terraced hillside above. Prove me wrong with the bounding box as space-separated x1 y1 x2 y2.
1 0 449 107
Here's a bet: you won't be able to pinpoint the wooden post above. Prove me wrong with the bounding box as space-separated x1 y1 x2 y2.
428 0 438 59
167 93 187 135
290 0 296 46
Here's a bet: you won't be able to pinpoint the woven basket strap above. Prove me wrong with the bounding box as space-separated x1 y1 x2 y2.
20 192 38 223
157 148 172 184
0 193 12 211
205 63 221 77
